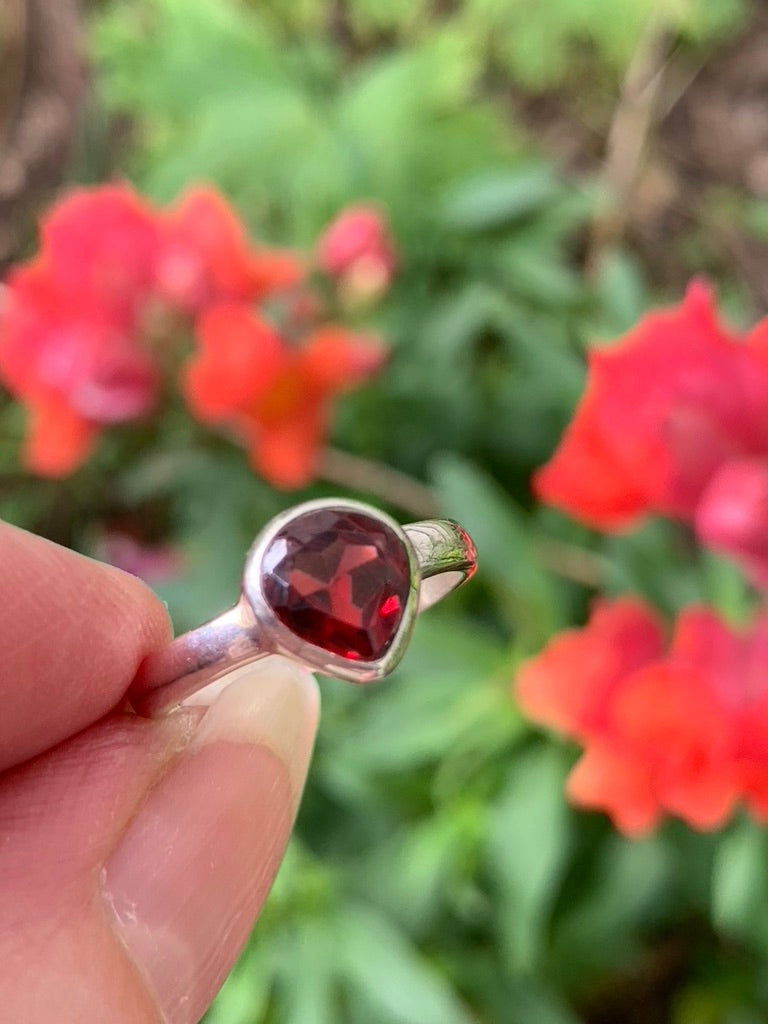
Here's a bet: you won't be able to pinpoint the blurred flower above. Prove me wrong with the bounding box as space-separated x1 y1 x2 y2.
534 282 768 545
0 185 163 475
0 182 388 480
156 186 303 313
696 458 768 587
317 204 396 303
183 304 386 488
37 184 161 327
516 598 665 740
516 598 768 836
0 266 158 474
99 532 184 584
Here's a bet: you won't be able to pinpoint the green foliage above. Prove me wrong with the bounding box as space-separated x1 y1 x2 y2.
712 819 768 952
486 746 572 972
550 832 672 987
432 453 563 647
8 0 765 1021
92 0 510 242
453 0 746 92
335 902 474 1024
439 166 563 232
249 0 746 92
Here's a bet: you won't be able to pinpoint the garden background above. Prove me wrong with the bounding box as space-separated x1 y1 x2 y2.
4 1 768 1021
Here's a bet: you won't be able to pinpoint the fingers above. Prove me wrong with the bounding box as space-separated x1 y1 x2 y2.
0 659 319 1024
0 521 171 771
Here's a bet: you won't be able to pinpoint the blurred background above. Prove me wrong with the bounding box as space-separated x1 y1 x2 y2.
3 1 768 1021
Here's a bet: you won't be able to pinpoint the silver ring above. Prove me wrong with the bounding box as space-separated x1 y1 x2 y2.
129 498 477 716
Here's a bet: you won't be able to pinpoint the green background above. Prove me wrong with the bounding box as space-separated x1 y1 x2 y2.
5 1 768 1020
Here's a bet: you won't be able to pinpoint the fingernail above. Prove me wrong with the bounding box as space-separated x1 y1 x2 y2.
102 660 319 1024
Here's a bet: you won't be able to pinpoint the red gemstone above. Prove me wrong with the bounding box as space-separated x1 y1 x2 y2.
262 508 411 661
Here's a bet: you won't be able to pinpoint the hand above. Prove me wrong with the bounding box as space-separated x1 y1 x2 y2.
0 522 319 1023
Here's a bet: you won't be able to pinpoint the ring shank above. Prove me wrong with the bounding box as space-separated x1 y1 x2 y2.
130 518 475 717
130 605 265 716
405 519 476 611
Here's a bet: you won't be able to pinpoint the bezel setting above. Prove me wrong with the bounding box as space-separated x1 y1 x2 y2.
242 498 421 683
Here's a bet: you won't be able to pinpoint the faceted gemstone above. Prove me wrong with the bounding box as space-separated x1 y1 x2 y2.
262 508 411 661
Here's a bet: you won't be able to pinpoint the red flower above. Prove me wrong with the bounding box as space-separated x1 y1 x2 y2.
156 186 303 313
317 204 396 302
38 185 161 322
516 598 665 738
0 182 307 476
0 185 163 474
696 458 768 587
516 598 768 836
183 304 386 488
534 282 768 530
0 182 387 480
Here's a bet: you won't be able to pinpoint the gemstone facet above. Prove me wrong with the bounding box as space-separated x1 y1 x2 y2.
261 508 411 661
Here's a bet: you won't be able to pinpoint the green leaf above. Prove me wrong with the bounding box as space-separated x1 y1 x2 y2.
495 979 584 1024
700 550 753 627
203 941 275 1023
593 248 649 335
356 802 484 932
603 519 703 616
440 166 560 231
432 454 560 645
338 902 474 1024
712 818 768 950
501 244 583 308
274 919 339 1024
327 612 517 776
551 833 671 985
487 746 571 971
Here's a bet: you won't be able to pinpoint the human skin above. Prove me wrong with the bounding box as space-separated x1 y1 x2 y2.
0 521 319 1023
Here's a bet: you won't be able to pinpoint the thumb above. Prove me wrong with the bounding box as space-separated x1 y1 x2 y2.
0 658 319 1024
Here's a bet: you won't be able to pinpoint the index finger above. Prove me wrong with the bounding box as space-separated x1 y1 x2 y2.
0 521 171 771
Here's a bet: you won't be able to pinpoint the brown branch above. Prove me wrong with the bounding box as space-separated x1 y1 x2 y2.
585 20 674 273
319 449 607 586
0 0 86 264
535 538 606 589
318 447 439 518
0 0 27 142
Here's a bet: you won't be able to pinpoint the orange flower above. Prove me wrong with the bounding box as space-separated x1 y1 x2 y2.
516 599 768 836
0 182 310 476
516 598 665 738
183 304 386 488
156 186 303 313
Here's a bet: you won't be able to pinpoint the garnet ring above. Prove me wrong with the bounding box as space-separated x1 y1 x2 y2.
129 498 477 716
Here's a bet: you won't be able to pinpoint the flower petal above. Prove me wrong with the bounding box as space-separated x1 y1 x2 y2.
159 186 302 311
695 457 768 588
299 327 387 394
535 280 768 529
515 598 665 738
184 305 286 420
249 402 325 490
566 745 660 837
23 398 98 477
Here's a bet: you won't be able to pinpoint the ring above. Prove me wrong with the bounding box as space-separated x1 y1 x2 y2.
129 498 477 716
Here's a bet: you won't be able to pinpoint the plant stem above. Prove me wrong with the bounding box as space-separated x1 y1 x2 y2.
319 448 606 587
318 447 439 518
535 538 606 588
585 18 673 272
